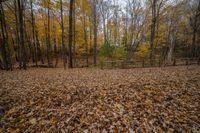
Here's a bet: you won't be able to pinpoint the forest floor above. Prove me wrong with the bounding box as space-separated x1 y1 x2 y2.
0 66 200 133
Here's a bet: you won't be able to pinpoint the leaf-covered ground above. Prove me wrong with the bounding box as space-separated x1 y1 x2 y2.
0 66 200 133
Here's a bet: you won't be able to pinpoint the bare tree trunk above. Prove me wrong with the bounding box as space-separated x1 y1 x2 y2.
53 26 58 67
47 1 51 67
89 18 92 54
2 4 12 70
24 20 33 64
92 0 97 66
83 15 89 66
14 0 22 69
0 2 8 70
99 0 108 42
113 0 118 46
191 26 197 58
102 16 107 42
35 30 41 64
129 12 134 48
167 29 176 63
191 0 200 58
150 0 157 66
17 0 26 70
68 0 74 68
156 0 163 36
42 9 47 65
60 0 66 69
54 44 58 67
30 0 37 67
166 5 178 64
73 1 76 67
4 8 13 71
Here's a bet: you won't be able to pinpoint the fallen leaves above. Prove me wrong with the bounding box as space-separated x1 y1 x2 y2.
0 66 200 132
29 118 37 125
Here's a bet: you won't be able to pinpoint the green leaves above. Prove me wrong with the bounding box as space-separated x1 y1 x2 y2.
99 40 127 60
99 40 115 58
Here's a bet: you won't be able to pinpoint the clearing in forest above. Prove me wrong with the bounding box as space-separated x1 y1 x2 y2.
0 66 200 132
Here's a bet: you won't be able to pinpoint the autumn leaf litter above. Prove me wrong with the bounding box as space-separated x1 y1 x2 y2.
0 66 200 132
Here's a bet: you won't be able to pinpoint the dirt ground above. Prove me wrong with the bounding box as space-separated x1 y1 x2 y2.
0 66 200 133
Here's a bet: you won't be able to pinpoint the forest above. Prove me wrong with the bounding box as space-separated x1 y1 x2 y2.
0 0 200 132
0 0 199 69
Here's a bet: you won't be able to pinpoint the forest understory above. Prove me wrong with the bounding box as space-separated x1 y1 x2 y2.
0 66 200 133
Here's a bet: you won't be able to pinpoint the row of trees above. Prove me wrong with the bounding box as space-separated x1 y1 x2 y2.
98 0 200 62
0 0 200 70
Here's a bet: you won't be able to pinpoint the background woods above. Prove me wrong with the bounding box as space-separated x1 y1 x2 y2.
0 0 200 70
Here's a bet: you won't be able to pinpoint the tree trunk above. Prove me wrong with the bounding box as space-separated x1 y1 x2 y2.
1 2 13 70
35 29 41 64
167 29 176 63
47 1 51 67
42 9 47 65
30 0 38 67
93 0 97 66
191 27 197 58
102 16 107 42
60 0 66 69
53 26 58 68
150 0 157 66
83 15 89 66
68 0 74 68
73 0 76 67
191 0 200 58
0 2 8 70
17 0 26 70
14 0 22 69
24 20 33 63
89 18 92 54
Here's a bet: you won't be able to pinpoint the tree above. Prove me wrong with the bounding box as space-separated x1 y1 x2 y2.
60 0 66 69
189 0 200 58
17 0 26 70
14 0 22 68
150 0 157 65
126 0 147 58
73 0 76 67
30 0 37 67
92 0 97 66
166 5 178 63
0 2 9 70
0 0 199 70
82 14 89 66
98 0 112 42
99 40 115 58
47 0 52 67
68 0 74 68
80 0 90 67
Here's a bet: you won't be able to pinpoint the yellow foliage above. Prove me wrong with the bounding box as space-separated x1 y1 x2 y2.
135 43 149 59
